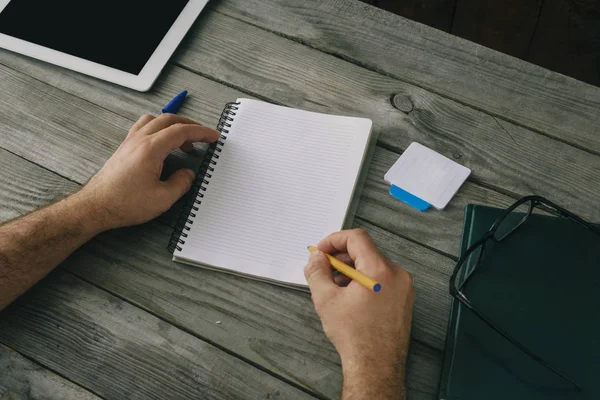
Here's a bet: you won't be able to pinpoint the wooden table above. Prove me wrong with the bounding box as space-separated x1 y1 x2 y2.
1 1 599 399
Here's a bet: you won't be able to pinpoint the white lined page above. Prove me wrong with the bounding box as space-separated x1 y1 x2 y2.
174 99 372 286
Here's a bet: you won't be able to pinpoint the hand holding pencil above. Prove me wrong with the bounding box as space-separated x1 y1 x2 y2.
304 229 415 398
307 246 381 292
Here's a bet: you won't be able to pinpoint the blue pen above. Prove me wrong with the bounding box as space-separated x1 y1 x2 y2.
162 90 188 114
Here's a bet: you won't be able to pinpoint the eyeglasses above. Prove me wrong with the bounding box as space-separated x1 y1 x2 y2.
449 195 600 391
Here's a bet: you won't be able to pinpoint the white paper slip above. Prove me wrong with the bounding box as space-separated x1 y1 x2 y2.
384 142 471 210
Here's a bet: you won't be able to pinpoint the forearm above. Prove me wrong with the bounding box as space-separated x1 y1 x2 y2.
0 192 102 310
340 352 407 400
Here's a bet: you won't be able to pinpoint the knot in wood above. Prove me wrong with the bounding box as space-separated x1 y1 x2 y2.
391 94 414 113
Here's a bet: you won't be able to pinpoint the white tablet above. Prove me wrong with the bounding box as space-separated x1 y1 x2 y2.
0 0 209 91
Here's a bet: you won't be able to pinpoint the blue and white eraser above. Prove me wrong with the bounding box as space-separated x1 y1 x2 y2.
389 185 431 212
384 142 471 210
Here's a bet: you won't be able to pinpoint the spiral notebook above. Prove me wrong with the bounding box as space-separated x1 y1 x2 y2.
168 99 373 289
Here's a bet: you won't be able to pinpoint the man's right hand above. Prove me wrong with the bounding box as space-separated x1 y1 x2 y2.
304 228 415 400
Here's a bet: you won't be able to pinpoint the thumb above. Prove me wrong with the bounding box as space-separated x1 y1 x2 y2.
304 251 338 300
162 168 195 203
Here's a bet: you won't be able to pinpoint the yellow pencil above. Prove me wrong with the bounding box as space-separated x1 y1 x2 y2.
307 246 381 292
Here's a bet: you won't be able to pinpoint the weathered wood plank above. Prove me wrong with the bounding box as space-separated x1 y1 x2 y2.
0 65 128 182
0 344 101 400
0 146 446 397
209 0 600 154
0 153 79 224
405 341 442 399
0 271 314 400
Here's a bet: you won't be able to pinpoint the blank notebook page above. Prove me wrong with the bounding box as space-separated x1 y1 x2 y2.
174 98 372 286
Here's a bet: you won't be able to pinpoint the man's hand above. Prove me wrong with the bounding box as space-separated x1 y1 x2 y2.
0 114 219 311
304 229 415 400
75 114 220 231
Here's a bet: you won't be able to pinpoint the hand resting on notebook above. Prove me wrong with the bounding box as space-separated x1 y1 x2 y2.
305 229 415 400
81 113 220 230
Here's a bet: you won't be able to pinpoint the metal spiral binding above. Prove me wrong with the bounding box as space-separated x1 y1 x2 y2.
167 102 240 253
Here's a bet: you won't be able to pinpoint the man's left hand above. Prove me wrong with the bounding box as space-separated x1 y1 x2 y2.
76 113 220 231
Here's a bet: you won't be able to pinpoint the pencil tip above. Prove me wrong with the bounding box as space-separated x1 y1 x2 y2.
374 284 381 292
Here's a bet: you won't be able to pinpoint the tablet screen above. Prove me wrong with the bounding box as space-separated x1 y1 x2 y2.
0 0 190 75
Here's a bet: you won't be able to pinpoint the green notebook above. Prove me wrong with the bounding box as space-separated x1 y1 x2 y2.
439 204 600 399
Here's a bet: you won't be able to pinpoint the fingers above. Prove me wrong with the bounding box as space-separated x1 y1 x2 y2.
160 169 196 205
331 252 353 266
180 141 195 153
317 229 380 263
333 273 352 287
304 251 338 300
331 252 353 287
151 123 220 158
137 113 201 136
128 114 218 156
128 114 156 137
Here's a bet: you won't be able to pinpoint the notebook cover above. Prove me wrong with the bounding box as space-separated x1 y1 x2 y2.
439 204 600 399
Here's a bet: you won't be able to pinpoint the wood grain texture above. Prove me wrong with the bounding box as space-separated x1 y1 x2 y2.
452 0 543 59
168 11 600 223
69 218 444 398
0 64 128 182
4 6 597 250
0 147 446 397
0 271 314 400
0 153 79 224
0 344 101 400
360 146 515 257
4 1 596 397
0 49 521 259
2 7 598 394
528 0 600 87
210 0 600 154
3 15 600 243
0 52 510 261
